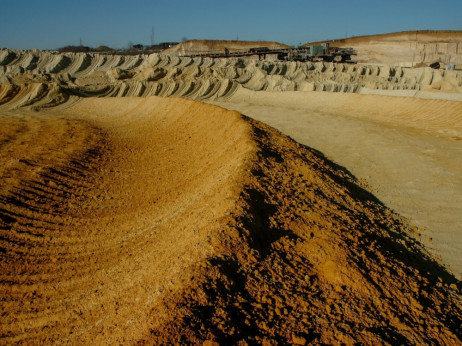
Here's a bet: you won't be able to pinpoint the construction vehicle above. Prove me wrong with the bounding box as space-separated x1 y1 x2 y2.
182 43 356 63
283 43 356 62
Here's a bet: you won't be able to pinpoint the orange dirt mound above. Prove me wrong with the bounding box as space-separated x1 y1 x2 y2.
0 97 254 343
0 97 461 344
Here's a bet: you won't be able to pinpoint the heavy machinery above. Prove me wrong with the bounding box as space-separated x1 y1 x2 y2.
182 43 356 63
282 43 356 62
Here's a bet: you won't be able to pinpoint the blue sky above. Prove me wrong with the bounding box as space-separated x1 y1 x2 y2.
0 0 461 50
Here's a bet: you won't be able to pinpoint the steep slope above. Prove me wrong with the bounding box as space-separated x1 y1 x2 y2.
306 30 462 66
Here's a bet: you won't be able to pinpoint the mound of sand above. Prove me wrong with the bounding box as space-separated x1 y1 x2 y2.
0 96 461 344
0 97 254 343
306 30 462 66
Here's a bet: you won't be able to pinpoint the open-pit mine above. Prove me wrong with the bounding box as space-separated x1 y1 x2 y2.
1 31 462 344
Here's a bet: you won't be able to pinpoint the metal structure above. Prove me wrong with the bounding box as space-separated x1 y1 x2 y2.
180 43 356 63
284 44 356 62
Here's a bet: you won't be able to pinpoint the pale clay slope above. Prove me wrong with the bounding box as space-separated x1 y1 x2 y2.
163 39 290 54
311 31 462 66
1 49 462 109
352 40 462 66
1 50 462 278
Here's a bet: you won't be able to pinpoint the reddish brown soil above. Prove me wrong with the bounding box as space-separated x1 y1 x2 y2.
0 97 461 344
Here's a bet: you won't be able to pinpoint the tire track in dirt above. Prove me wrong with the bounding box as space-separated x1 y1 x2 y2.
0 97 460 344
0 97 254 343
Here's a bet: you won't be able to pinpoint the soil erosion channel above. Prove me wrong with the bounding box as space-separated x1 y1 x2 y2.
0 96 461 344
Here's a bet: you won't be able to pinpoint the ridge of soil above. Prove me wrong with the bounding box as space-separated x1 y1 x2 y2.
2 97 459 343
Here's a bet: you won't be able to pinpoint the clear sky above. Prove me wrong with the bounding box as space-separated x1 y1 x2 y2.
1 0 461 50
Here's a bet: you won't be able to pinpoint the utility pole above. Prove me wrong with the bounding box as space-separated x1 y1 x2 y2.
151 27 155 46
80 37 83 46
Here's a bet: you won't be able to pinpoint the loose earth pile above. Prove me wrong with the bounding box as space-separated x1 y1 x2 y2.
0 96 461 344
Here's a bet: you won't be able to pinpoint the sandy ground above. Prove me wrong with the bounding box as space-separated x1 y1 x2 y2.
0 97 255 343
0 95 461 344
211 89 462 279
1 46 462 343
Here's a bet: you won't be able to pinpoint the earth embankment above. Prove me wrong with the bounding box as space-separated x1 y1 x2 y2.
2 49 462 108
0 95 461 344
162 39 290 55
307 30 462 66
210 88 462 279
